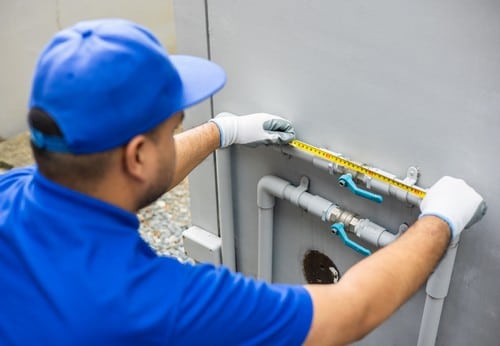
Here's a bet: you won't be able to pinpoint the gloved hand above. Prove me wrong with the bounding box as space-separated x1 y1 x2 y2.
209 112 295 148
420 176 486 239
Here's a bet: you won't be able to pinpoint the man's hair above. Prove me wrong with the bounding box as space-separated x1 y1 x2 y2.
29 108 116 190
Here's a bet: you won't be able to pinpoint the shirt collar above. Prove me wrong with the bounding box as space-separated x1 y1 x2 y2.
31 167 140 231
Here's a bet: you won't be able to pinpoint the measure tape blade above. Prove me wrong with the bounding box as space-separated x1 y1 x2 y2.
289 140 426 199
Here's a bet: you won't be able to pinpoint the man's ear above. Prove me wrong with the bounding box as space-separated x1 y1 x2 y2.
123 135 149 181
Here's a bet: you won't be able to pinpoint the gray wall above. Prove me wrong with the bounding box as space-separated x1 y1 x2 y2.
176 1 500 345
0 0 176 138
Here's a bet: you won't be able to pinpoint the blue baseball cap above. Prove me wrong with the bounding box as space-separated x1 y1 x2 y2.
29 18 226 154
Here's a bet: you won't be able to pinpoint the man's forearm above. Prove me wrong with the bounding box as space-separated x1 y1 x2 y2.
304 216 450 345
167 122 220 191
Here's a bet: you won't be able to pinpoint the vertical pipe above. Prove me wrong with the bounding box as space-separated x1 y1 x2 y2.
417 298 446 346
215 149 236 271
417 239 459 346
258 208 274 281
257 175 289 281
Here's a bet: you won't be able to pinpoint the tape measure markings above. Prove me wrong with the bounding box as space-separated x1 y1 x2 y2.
289 140 426 199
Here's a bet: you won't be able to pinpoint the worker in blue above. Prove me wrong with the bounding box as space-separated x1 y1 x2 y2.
0 18 486 345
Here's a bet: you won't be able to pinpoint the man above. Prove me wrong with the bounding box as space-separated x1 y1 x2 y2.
0 19 485 345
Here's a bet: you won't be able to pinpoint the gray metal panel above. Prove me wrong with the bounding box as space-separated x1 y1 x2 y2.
173 0 219 235
204 1 500 345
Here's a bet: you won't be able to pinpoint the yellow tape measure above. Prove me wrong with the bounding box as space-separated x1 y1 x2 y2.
289 139 427 199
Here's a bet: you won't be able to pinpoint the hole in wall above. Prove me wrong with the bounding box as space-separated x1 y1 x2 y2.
302 249 341 284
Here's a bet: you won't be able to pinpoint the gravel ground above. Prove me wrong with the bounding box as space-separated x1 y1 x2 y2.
138 179 194 263
0 132 194 263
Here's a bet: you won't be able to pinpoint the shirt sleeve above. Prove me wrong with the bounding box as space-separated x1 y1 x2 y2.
171 263 313 346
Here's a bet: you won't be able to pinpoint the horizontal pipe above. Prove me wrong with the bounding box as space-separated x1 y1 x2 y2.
275 144 423 206
257 175 397 280
353 219 397 247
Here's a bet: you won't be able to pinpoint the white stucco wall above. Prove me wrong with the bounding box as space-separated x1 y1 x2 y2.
0 0 176 138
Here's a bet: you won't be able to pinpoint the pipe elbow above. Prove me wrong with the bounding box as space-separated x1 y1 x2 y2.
257 175 290 209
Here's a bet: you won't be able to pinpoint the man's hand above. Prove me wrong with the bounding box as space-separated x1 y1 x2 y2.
420 176 486 239
209 112 295 148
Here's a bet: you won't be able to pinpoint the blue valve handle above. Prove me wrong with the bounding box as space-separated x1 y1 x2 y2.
338 173 383 203
331 223 371 256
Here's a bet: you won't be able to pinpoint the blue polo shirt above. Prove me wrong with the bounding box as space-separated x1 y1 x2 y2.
0 166 313 345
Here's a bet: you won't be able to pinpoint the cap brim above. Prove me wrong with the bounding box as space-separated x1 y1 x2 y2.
170 55 226 111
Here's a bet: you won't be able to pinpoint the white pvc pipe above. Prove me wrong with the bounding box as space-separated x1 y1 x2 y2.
417 238 459 346
275 145 422 206
257 176 290 281
257 208 275 282
256 174 457 346
215 148 236 271
354 219 397 247
257 175 394 279
418 298 446 346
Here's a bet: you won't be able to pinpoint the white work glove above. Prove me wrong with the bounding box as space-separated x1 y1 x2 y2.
209 112 295 148
419 176 486 239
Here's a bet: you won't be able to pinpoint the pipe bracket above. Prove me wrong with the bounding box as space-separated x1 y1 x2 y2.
290 176 310 206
